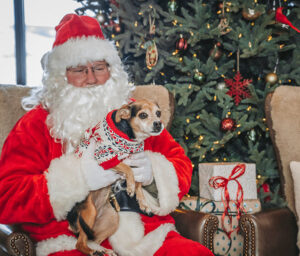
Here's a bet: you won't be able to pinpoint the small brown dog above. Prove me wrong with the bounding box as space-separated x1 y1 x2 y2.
67 99 163 256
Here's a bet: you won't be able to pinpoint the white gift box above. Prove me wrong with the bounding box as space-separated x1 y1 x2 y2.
199 162 257 201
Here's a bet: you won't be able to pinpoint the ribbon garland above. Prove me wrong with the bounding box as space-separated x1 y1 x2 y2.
208 164 246 237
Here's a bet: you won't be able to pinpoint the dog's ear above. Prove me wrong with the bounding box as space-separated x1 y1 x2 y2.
115 105 131 122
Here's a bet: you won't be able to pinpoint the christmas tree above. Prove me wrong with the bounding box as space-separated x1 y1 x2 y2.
74 0 300 207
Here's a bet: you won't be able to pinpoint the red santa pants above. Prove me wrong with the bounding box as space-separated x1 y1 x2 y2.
49 231 213 256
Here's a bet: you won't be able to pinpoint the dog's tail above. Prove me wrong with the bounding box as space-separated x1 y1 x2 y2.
79 215 95 240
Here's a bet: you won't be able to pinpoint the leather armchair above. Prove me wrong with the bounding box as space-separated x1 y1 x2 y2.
0 84 218 255
239 86 300 256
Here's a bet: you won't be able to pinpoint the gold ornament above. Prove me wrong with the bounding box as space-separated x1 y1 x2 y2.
265 72 278 85
146 40 158 68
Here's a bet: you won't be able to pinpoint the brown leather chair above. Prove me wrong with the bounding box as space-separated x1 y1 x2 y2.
0 84 218 255
239 86 299 256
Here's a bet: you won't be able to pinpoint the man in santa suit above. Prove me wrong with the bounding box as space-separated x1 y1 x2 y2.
0 14 213 256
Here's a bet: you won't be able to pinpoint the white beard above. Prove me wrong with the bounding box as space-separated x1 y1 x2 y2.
46 78 134 153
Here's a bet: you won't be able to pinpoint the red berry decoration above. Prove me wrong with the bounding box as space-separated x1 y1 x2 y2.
176 35 188 51
220 118 236 132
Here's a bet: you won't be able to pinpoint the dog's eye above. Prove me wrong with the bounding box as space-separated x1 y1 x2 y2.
139 112 148 119
156 111 161 117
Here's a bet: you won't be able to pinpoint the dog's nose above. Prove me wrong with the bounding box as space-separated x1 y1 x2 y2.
153 121 162 131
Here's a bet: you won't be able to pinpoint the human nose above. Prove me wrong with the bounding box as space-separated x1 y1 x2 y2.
86 67 97 84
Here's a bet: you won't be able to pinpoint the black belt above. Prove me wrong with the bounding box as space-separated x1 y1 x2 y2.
109 180 153 217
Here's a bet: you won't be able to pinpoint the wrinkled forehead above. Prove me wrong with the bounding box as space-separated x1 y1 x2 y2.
131 100 160 116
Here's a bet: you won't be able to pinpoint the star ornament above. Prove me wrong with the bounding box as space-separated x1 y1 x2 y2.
225 71 252 105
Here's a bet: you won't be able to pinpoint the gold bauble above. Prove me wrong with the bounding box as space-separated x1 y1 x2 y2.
265 72 278 85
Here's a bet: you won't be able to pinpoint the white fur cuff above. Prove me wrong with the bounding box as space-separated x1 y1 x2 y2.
45 154 89 220
144 151 180 216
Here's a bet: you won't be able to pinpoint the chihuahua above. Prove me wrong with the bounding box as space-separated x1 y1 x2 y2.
67 99 163 256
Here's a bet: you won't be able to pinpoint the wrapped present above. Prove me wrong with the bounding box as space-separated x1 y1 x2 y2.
179 196 261 256
199 162 257 201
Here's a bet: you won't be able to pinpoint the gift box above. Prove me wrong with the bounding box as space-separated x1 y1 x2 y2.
179 196 261 256
199 162 257 201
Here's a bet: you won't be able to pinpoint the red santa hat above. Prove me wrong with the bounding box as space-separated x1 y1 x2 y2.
42 13 121 72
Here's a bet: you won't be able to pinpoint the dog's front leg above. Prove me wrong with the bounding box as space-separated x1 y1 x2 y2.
113 162 135 197
135 182 151 214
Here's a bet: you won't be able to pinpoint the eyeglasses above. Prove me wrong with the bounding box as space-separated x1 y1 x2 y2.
67 64 109 77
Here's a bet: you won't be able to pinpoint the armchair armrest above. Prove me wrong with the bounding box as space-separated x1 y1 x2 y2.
171 209 218 252
240 207 298 256
0 224 35 256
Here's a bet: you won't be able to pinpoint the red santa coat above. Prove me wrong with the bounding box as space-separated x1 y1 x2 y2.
0 106 212 256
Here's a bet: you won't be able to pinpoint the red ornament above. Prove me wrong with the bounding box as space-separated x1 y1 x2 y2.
225 71 252 106
176 35 188 51
220 118 236 132
258 182 271 202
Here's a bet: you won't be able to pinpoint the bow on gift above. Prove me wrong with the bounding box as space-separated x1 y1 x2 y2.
208 164 246 237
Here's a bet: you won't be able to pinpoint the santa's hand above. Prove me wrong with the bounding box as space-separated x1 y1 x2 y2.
122 152 153 185
80 140 120 191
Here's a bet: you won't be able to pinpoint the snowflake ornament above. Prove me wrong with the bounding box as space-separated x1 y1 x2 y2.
225 71 252 105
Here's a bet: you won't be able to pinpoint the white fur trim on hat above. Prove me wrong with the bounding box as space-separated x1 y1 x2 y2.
45 154 89 220
142 151 180 216
44 36 121 72
109 212 176 256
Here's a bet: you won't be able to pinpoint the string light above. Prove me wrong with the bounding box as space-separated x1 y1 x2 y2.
172 50 178 55
267 35 272 41
188 84 192 89
247 106 252 111
198 135 204 140
193 53 197 57
196 115 200 119
202 155 206 159
214 141 220 144
134 21 138 27
160 72 165 76
207 23 211 29
215 66 218 70
251 22 255 26
190 31 194 36
211 147 214 151
237 131 241 135
179 57 183 62
228 52 233 57
227 111 231 116
223 158 227 161
186 118 190 123
172 20 178 26
249 42 252 48
111 34 115 38
238 33 243 38
236 124 241 128
280 44 285 49
214 95 217 101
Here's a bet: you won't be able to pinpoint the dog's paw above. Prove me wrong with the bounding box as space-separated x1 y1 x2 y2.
126 184 135 197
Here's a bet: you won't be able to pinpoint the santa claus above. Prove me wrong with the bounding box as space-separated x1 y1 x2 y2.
0 14 213 256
